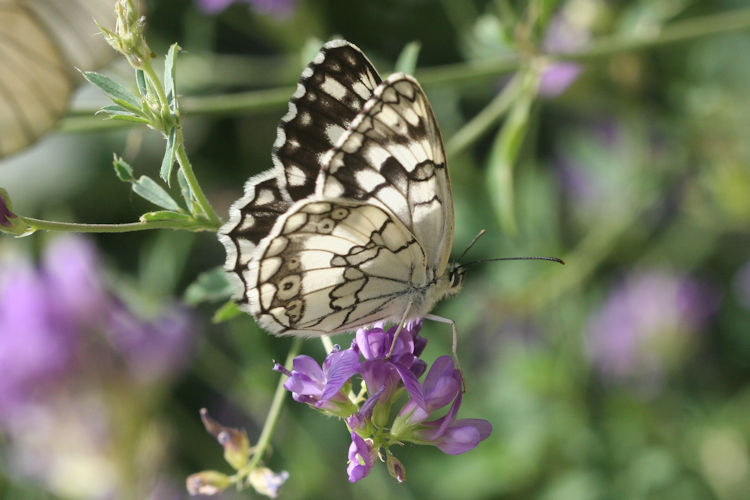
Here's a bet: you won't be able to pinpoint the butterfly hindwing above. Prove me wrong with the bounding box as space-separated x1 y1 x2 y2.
219 170 291 298
247 198 428 336
273 40 382 200
317 75 454 274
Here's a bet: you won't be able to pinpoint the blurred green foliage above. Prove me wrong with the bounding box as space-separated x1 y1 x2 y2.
2 0 750 498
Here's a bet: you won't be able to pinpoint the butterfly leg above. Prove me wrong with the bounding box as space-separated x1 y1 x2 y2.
424 314 465 391
386 298 414 359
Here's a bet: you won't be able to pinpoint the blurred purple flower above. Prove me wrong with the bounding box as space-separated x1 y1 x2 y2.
197 0 297 18
585 270 719 386
0 261 75 419
539 12 590 97
0 236 194 418
108 304 193 384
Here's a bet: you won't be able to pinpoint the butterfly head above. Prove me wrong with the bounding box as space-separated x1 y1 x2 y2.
444 262 465 297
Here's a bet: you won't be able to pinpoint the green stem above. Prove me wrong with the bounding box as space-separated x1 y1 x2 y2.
21 216 217 233
174 127 222 226
59 7 750 132
550 7 750 64
236 337 303 479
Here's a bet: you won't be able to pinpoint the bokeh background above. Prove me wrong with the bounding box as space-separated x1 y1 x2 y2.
2 0 750 498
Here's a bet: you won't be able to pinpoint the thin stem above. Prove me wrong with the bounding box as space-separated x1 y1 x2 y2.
59 7 750 131
174 127 222 226
445 71 523 158
550 7 750 64
239 337 303 476
21 216 217 233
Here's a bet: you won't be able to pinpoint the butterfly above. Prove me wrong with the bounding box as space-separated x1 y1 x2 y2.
0 0 142 158
219 40 464 341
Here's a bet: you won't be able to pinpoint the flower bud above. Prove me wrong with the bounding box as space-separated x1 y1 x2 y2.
386 451 406 483
249 467 289 498
0 188 29 236
200 408 251 470
185 470 231 496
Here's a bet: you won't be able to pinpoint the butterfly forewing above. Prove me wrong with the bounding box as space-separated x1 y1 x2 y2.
220 40 382 294
273 40 382 200
247 199 427 336
317 75 454 274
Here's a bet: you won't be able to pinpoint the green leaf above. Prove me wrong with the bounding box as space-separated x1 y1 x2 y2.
160 127 177 184
213 301 242 323
133 175 181 211
486 89 534 235
135 69 147 97
96 106 148 123
184 267 234 305
177 168 196 212
112 155 135 182
164 43 180 113
394 41 422 75
82 71 140 110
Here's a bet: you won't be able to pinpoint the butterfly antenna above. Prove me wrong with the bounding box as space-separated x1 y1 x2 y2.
457 229 487 263
459 256 565 270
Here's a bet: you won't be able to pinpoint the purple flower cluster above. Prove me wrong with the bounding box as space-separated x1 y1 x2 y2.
275 320 491 482
0 236 193 421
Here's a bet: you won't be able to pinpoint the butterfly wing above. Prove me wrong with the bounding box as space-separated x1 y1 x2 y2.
317 74 454 275
0 0 142 157
272 40 382 200
245 198 427 336
220 41 381 289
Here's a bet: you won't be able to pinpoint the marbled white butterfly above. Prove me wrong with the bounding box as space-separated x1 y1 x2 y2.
219 40 464 340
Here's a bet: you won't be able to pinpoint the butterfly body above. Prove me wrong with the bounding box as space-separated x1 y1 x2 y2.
220 40 460 338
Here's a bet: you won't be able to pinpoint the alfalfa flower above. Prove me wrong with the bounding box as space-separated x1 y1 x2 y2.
277 320 492 482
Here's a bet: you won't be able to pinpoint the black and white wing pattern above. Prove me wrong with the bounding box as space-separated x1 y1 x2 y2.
220 40 382 296
272 40 381 200
220 41 461 337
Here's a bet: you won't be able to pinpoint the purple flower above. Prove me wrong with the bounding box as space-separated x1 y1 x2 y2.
355 320 427 411
347 432 376 482
392 356 491 455
274 346 359 416
585 270 718 386
278 319 492 481
197 0 298 18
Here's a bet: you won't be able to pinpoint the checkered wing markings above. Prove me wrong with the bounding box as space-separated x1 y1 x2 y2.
218 170 291 299
273 40 382 200
247 199 428 335
318 74 454 272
